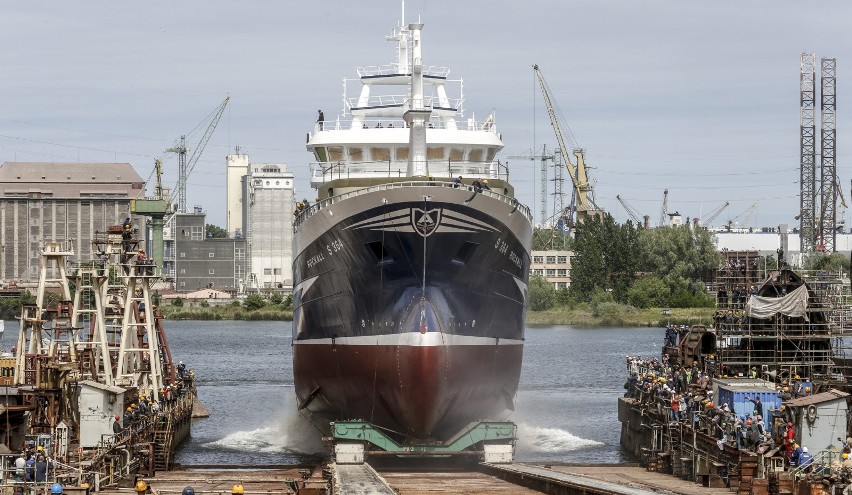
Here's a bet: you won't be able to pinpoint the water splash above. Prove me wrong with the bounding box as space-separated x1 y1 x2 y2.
203 412 324 455
515 423 603 455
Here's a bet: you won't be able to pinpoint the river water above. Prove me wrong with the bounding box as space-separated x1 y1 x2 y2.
167 321 661 465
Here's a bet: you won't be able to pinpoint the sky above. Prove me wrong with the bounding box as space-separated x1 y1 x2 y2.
2 1 851 230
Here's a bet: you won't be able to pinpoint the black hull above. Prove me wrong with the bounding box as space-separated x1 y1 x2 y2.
292 189 531 439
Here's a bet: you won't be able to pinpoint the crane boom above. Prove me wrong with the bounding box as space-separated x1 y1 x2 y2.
702 201 730 226
168 96 230 212
616 195 642 225
533 64 593 214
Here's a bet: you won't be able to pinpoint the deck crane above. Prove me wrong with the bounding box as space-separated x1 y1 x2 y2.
700 201 730 227
533 64 602 229
167 96 230 213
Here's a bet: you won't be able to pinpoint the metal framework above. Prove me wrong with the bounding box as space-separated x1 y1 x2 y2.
819 57 837 252
800 53 817 252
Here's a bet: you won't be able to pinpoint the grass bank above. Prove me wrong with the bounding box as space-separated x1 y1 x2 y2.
159 304 293 321
526 305 715 327
157 301 712 327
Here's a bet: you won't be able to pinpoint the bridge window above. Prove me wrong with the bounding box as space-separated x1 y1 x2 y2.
469 149 484 162
349 147 364 162
449 148 464 161
395 147 409 161
327 147 344 162
427 147 445 160
371 147 390 161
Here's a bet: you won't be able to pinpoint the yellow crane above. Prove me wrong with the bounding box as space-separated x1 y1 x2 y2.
533 64 603 224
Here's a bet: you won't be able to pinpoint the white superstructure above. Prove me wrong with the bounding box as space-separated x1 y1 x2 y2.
306 20 506 188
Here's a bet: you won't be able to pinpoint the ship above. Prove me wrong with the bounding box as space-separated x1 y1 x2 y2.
291 15 533 442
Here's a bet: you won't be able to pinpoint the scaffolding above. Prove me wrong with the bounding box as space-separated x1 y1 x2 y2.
711 259 852 384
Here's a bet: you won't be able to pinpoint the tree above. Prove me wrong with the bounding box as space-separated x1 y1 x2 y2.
569 214 640 303
243 294 265 310
528 275 556 311
626 276 670 308
532 228 573 251
206 224 227 239
637 225 719 299
803 252 849 273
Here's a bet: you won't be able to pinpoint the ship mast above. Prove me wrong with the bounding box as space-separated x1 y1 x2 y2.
404 23 431 177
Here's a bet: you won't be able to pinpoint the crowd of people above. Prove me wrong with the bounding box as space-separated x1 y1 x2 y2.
111 361 195 437
624 353 830 468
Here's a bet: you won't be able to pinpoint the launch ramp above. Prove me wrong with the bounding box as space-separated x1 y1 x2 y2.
331 420 516 463
333 463 396 495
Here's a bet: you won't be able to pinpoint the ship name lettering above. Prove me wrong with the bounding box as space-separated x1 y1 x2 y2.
509 251 522 269
306 252 326 268
326 239 344 256
494 238 508 255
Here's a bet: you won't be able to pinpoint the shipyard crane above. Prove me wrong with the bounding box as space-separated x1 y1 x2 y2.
509 145 555 225
616 195 645 228
701 201 730 227
533 64 601 226
659 189 669 227
727 202 759 230
168 96 230 213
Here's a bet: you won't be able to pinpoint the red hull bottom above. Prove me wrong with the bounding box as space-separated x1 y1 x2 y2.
293 342 523 440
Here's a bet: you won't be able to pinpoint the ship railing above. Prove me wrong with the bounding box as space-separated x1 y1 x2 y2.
789 449 838 479
313 115 496 133
356 64 449 78
295 179 532 228
346 95 461 110
310 159 508 183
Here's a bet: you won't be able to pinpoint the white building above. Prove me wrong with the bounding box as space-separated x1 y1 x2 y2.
226 153 249 238
531 250 572 289
242 163 295 289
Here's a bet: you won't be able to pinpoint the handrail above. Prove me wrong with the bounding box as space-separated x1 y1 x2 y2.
309 159 508 183
294 180 532 229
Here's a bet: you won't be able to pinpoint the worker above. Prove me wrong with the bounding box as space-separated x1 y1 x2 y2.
135 480 148 494
481 179 491 191
790 442 802 466
50 483 63 495
113 415 122 435
317 110 325 130
785 422 796 461
232 483 244 495
452 176 462 188
799 447 814 471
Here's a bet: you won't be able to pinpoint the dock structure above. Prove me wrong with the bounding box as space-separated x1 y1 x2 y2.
621 263 852 495
0 229 198 491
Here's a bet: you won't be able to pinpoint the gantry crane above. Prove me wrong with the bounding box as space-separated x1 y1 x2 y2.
533 64 603 226
168 96 230 213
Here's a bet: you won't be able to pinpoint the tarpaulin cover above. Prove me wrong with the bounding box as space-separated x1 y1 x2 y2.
746 285 809 320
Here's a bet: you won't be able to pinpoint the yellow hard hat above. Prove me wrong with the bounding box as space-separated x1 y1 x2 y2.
844 453 850 460
232 484 244 495
140 395 146 401
482 179 488 184
131 403 137 408
127 407 132 412
36 446 43 451
135 481 147 492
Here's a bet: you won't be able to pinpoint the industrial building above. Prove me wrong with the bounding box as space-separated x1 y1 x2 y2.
172 210 246 292
0 162 145 283
234 158 295 290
